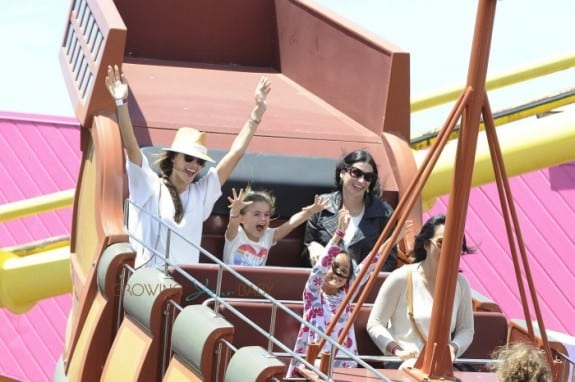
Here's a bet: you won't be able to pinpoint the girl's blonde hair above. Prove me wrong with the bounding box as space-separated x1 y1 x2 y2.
240 187 276 215
490 342 551 382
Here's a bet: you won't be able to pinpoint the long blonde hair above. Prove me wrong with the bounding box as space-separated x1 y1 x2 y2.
239 187 276 216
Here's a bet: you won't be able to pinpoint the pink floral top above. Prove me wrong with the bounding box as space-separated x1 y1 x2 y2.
287 240 382 377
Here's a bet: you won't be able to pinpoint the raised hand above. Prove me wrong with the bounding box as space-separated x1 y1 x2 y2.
302 195 329 215
105 65 129 101
398 220 414 241
227 188 253 217
251 76 272 122
337 208 351 233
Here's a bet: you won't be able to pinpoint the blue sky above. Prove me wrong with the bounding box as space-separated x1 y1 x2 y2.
1 0 573 137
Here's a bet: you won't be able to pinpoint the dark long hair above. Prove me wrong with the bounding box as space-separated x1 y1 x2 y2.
411 214 475 263
332 250 354 285
157 151 184 223
334 149 381 196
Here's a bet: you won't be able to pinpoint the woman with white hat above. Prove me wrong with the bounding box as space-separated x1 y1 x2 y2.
105 65 271 268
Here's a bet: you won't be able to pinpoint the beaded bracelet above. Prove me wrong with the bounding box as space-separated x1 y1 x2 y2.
335 229 345 238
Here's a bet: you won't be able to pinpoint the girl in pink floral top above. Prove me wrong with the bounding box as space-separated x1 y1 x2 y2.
287 210 411 377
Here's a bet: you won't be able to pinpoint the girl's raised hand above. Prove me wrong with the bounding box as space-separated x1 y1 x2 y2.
227 188 252 217
398 220 414 241
337 208 351 233
302 195 329 215
105 65 129 101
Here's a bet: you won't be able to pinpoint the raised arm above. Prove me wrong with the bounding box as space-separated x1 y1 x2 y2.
304 209 350 297
224 188 252 241
105 65 142 167
273 195 328 242
216 77 271 185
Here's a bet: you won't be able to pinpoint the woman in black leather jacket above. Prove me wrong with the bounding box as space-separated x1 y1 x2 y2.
301 149 397 271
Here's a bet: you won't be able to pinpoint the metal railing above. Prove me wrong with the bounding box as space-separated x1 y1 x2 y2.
554 350 575 382
123 199 394 381
120 199 510 379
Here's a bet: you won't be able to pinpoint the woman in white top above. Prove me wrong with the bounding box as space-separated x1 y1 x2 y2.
105 65 271 268
367 214 475 366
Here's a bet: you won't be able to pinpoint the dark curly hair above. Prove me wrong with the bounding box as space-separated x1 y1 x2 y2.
334 149 381 196
411 214 475 263
330 250 354 284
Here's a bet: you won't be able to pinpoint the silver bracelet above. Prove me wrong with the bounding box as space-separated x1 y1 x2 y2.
115 98 127 107
248 117 260 127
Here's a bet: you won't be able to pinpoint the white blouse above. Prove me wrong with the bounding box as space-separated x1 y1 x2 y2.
126 154 221 268
367 263 474 357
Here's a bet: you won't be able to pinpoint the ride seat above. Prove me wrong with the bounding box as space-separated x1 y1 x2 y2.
172 264 389 307
163 305 234 382
224 346 286 382
100 268 182 381
65 242 135 382
462 311 508 359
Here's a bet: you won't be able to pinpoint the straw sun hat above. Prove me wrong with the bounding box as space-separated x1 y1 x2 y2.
163 127 215 163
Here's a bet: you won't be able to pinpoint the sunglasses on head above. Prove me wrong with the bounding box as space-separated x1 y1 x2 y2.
331 262 350 279
183 154 206 166
346 166 376 182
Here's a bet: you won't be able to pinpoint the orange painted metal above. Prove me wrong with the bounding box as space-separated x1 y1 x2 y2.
406 0 498 379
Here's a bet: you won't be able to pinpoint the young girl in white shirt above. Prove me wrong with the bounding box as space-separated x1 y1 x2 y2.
223 188 327 266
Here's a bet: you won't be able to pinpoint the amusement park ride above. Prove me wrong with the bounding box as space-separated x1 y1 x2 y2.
26 0 572 380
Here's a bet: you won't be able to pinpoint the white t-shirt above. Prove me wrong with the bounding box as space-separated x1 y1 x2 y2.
223 226 277 266
343 207 364 250
126 155 221 268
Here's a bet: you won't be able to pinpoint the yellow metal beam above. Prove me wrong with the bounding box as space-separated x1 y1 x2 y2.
411 91 575 150
411 53 575 113
0 189 75 223
417 109 575 209
4 235 70 257
0 247 71 314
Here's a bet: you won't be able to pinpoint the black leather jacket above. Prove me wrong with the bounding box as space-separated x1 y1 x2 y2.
301 191 397 270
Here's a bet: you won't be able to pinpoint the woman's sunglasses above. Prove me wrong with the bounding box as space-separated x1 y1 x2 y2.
331 262 350 279
184 154 206 166
346 166 376 182
430 237 443 249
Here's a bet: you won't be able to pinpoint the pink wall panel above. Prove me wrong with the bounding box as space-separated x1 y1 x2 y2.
0 110 573 381
0 112 78 381
425 162 575 336
0 112 80 247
